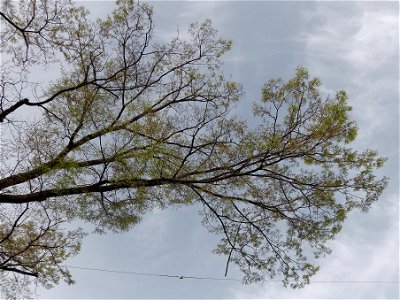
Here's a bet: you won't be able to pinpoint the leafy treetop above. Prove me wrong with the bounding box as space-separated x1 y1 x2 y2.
0 0 388 297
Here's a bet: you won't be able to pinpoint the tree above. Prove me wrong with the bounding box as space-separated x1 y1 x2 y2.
0 0 388 297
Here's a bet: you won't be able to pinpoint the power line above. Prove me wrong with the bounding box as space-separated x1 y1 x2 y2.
64 265 241 282
64 265 399 284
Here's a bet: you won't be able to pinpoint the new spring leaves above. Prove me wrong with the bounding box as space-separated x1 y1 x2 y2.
0 0 388 297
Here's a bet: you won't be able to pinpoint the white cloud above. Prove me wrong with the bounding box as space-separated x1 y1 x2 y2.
301 2 398 85
345 7 397 77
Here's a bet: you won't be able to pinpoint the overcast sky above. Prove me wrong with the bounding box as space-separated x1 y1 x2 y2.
37 1 399 299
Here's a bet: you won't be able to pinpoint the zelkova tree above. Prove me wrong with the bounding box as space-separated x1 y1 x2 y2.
0 0 388 297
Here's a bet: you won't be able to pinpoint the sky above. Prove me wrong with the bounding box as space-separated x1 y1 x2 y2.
33 1 400 299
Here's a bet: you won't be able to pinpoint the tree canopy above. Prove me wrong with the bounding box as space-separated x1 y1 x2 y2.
0 0 388 297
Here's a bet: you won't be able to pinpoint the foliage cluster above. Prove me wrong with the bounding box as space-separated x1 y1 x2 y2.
0 0 387 297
